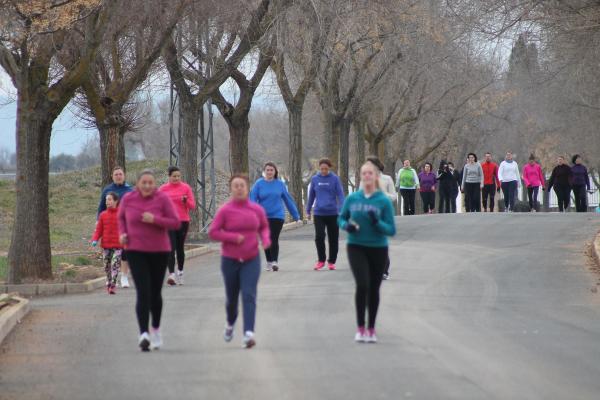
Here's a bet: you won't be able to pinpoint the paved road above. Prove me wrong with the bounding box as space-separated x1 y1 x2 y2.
1 213 599 400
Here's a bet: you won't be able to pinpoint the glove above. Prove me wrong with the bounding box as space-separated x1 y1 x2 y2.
345 221 359 233
91 241 98 247
367 210 378 225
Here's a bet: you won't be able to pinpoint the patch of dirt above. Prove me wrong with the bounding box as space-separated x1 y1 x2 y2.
13 262 105 285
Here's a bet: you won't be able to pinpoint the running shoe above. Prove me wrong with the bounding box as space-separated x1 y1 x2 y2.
176 271 184 285
108 285 116 295
354 327 367 343
167 273 176 286
382 273 389 280
366 329 378 343
327 262 336 271
150 328 163 350
223 325 234 342
121 275 130 288
106 286 111 295
265 262 272 272
271 262 279 272
242 331 256 349
313 261 325 271
139 332 151 352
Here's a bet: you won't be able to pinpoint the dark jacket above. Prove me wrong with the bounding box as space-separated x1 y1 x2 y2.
547 164 572 190
570 164 590 190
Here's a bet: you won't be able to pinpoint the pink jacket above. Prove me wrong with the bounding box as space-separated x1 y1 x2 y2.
118 190 181 252
522 163 545 188
208 199 271 262
159 182 196 222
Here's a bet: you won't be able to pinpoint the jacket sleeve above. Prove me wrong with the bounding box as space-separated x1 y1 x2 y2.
117 197 128 236
257 207 271 249
249 181 260 203
337 197 351 230
385 177 398 202
306 177 315 214
281 183 300 220
547 168 555 190
478 164 484 185
92 213 104 241
336 176 346 210
497 162 504 183
522 166 530 187
186 184 196 211
97 188 107 219
208 207 240 243
413 170 420 189
375 198 396 237
494 165 500 187
153 195 181 230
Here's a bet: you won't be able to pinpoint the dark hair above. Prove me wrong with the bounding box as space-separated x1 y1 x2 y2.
366 156 384 172
229 174 250 187
137 169 155 181
467 153 478 162
438 160 448 170
263 162 279 179
424 162 433 171
318 158 332 167
112 166 124 173
106 191 120 205
168 166 180 176
529 153 536 161
571 154 580 164
448 162 454 167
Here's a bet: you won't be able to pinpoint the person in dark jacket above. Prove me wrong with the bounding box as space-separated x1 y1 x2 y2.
570 154 592 212
546 156 572 212
448 162 460 213
437 160 454 213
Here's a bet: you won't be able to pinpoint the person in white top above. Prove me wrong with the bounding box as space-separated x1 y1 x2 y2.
361 156 396 280
498 151 521 212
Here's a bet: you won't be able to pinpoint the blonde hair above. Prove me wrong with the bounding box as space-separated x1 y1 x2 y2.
361 161 381 189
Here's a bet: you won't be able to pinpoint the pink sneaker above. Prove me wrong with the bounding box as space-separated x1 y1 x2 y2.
313 261 325 271
327 263 336 270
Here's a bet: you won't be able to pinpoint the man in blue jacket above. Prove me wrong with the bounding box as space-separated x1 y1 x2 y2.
306 158 345 271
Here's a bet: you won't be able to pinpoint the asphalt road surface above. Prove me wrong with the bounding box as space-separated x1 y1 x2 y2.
1 213 599 400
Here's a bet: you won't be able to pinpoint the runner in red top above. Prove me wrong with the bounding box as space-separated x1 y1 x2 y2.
481 152 500 212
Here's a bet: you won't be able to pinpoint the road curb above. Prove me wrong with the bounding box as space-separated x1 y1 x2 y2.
0 277 106 297
592 231 600 268
0 294 30 345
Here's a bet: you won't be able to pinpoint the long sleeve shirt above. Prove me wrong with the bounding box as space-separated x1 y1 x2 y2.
338 190 396 248
522 163 545 188
306 172 345 216
158 182 196 222
571 164 591 190
461 162 484 189
396 167 420 190
547 164 572 190
208 199 271 262
481 161 500 186
418 172 437 192
117 190 181 253
498 160 521 184
250 178 300 220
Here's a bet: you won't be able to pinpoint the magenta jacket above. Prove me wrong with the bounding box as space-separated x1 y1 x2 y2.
522 163 545 188
208 199 271 262
159 182 196 222
118 189 181 253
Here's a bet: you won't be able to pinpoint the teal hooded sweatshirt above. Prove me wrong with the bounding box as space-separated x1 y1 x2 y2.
338 189 396 247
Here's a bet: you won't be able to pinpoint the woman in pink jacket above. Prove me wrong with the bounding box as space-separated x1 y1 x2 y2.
118 169 180 352
522 154 545 212
209 174 271 349
159 166 196 286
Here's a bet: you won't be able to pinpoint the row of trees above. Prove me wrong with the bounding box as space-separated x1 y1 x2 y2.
2 0 598 282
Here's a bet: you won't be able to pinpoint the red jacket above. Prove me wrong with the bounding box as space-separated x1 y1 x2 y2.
481 161 500 186
92 207 123 249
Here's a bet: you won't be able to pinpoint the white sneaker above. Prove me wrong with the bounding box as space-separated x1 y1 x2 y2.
265 262 272 272
176 271 184 285
271 261 279 272
139 332 150 352
121 275 130 288
223 325 234 342
150 328 163 350
366 330 378 343
242 331 256 348
167 273 176 286
354 330 366 343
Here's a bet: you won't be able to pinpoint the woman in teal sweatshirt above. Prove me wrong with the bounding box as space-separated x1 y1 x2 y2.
338 161 396 344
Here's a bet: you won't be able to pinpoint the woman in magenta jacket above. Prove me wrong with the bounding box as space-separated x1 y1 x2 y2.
522 154 545 212
118 169 180 352
209 174 271 349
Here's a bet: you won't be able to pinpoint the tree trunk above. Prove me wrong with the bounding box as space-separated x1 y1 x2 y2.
179 100 201 235
99 124 126 188
354 120 366 188
322 110 339 171
8 98 53 283
336 117 351 194
228 114 250 174
288 105 304 218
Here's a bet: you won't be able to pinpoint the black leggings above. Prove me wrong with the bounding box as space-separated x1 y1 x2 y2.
465 182 481 212
400 189 416 215
420 191 435 213
527 186 540 210
127 251 169 334
572 184 587 212
554 184 571 212
347 244 388 329
168 221 189 273
264 218 284 262
314 215 339 263
482 184 496 211
438 185 452 213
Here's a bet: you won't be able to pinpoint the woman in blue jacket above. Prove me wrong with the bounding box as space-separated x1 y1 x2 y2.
339 161 396 344
250 162 300 271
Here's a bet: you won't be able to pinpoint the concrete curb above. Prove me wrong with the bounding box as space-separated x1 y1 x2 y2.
0 277 106 297
0 295 30 345
592 231 600 268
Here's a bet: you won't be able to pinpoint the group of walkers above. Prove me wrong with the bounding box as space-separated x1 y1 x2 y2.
91 151 594 353
397 152 595 214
